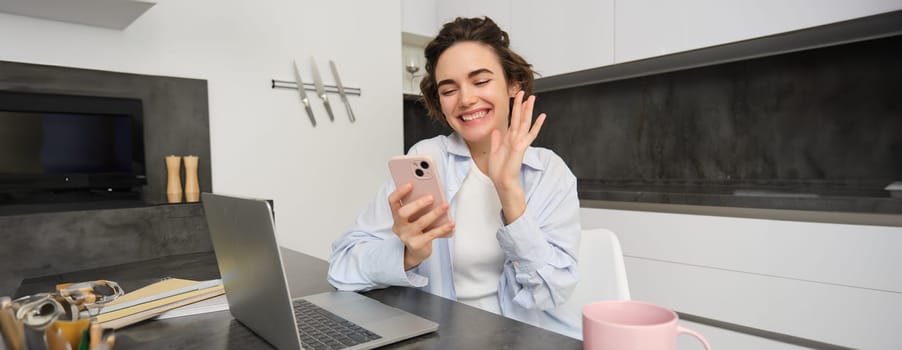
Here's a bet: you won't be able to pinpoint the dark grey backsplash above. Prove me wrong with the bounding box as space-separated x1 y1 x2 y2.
533 34 902 186
403 95 451 153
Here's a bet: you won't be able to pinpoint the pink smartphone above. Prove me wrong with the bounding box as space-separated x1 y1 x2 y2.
388 155 451 231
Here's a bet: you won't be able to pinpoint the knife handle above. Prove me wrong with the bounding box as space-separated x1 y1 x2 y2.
344 102 355 123
323 101 335 122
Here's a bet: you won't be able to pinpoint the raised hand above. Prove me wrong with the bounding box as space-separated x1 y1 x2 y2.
487 91 546 223
388 183 455 270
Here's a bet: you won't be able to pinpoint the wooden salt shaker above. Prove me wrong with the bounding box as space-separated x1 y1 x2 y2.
183 155 200 202
165 155 183 203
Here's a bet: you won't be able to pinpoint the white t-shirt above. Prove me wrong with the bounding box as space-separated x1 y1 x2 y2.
451 161 505 314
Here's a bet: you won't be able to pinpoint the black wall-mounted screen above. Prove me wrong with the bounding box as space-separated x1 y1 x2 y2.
0 90 146 195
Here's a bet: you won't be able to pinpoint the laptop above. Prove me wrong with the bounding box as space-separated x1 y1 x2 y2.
201 193 439 350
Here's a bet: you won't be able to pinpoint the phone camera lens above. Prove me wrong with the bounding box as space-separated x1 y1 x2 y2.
415 169 424 177
420 161 429 169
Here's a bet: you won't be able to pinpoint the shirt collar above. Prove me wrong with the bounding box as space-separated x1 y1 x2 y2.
446 132 545 171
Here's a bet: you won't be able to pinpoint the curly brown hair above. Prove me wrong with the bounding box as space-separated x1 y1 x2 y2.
418 17 536 125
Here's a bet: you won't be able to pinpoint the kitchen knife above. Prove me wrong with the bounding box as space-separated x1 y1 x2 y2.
310 57 335 122
328 60 356 123
292 60 316 127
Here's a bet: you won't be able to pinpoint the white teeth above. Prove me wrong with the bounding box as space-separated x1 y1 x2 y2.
461 110 487 121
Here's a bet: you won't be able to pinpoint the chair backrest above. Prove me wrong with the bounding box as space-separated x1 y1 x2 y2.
551 228 630 339
549 228 632 339
570 228 631 305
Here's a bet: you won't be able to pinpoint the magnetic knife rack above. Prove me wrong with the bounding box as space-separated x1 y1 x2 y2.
271 79 362 96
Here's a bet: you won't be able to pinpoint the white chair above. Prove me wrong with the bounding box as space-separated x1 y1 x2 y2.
558 228 631 339
571 228 631 304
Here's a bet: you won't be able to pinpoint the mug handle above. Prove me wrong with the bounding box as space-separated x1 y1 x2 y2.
677 326 712 350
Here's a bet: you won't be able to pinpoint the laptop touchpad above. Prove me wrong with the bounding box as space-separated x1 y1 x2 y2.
305 293 404 324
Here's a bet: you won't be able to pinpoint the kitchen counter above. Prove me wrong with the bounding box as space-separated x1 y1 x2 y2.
579 180 902 226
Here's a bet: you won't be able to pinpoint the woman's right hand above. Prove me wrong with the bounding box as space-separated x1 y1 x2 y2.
389 183 455 270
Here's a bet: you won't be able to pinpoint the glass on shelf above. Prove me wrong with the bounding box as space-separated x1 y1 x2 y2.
405 57 421 94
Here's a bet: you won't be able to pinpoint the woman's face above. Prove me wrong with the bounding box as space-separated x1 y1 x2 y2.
434 41 519 146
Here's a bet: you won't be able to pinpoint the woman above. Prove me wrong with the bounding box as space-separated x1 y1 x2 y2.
328 16 581 337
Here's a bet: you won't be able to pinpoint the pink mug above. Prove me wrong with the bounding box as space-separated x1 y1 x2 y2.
583 300 711 350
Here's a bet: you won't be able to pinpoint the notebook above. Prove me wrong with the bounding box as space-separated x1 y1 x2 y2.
201 193 438 350
94 278 224 329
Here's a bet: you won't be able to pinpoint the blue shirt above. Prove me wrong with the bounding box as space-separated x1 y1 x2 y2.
328 133 582 338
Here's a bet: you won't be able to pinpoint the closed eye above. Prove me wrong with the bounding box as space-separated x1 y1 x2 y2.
440 89 458 96
475 79 490 86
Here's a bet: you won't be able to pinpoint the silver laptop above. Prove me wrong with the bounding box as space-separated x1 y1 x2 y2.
202 193 438 350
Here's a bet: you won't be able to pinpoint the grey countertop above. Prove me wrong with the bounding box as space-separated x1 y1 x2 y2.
578 179 902 216
15 249 583 350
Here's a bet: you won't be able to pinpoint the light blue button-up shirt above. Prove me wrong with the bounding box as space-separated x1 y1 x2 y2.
328 133 582 338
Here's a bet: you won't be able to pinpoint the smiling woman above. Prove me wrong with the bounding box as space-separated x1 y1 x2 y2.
328 17 584 338
433 43 524 157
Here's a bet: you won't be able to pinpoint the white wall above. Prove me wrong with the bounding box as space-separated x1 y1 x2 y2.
0 0 402 260
581 207 902 349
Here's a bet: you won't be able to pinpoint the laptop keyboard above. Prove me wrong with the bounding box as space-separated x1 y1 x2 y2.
293 299 383 350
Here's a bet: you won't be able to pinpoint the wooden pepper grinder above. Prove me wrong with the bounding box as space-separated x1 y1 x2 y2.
184 155 200 202
165 155 183 203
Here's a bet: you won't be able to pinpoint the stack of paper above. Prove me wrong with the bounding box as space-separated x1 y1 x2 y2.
93 278 224 329
154 294 229 320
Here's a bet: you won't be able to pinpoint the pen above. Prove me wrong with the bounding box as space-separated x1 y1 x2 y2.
0 297 26 350
43 326 68 350
93 334 115 350
49 319 88 350
89 324 101 349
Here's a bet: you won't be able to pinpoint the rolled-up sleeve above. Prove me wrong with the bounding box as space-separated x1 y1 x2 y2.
496 156 581 311
327 181 429 291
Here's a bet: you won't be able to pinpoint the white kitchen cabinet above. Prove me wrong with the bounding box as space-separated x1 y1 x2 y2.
580 207 902 349
436 0 512 33
408 1 902 83
676 320 810 350
0 0 155 30
615 0 902 63
401 0 438 38
511 0 615 78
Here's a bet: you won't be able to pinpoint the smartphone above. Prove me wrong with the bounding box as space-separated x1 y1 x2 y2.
388 155 451 231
